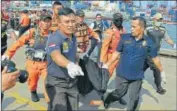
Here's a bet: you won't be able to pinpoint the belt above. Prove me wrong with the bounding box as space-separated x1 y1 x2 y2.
55 77 78 88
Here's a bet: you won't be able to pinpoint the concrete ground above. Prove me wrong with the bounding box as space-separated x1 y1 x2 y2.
1 35 176 111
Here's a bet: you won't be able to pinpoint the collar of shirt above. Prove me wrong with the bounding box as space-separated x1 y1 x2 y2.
57 30 75 41
130 34 148 42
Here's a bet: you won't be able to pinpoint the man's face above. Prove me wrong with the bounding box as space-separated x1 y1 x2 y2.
53 5 63 15
131 20 144 37
58 14 76 35
76 16 85 23
96 15 102 22
41 19 52 30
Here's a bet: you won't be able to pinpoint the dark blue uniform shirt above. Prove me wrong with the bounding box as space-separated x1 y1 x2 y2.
47 30 77 78
116 33 158 80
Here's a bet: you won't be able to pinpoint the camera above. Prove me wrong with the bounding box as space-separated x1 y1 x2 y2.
1 60 28 83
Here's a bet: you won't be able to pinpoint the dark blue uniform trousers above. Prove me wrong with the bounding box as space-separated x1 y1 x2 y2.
46 75 79 111
104 75 142 111
144 56 162 88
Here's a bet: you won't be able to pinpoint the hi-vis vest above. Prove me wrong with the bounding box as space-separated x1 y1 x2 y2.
146 25 166 51
25 28 48 61
75 22 89 37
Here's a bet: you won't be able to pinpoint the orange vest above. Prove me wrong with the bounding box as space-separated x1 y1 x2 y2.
21 14 30 27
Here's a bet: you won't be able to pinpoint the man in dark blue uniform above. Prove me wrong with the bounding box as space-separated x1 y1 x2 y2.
144 13 176 94
46 8 84 111
102 16 165 111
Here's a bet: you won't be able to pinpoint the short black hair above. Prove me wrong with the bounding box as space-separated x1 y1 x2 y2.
58 7 75 16
52 1 63 8
96 13 102 17
132 16 146 29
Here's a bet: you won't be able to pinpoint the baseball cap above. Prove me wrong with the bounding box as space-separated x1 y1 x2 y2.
40 14 52 21
76 9 85 16
22 10 28 13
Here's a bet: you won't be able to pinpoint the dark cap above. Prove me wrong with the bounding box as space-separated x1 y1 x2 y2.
42 9 47 12
113 12 123 20
22 10 28 13
40 14 52 21
76 9 85 16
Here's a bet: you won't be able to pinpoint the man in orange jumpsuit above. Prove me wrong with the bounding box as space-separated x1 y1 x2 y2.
49 1 63 33
19 10 30 37
75 9 100 55
100 12 127 105
2 14 52 103
100 12 126 77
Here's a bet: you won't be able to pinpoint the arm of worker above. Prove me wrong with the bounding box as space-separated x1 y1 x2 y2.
100 30 113 63
104 51 120 68
88 28 100 42
47 35 84 78
50 50 70 68
164 31 176 49
4 29 34 59
104 35 124 68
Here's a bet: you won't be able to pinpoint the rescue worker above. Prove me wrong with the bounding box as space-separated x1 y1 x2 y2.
19 10 30 37
1 10 9 55
49 1 63 33
2 14 52 103
144 13 176 94
97 12 127 105
46 8 84 111
74 9 100 57
102 16 166 110
101 12 126 76
88 13 109 61
90 13 109 37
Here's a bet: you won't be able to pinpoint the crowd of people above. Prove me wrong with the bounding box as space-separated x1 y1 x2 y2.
1 1 176 111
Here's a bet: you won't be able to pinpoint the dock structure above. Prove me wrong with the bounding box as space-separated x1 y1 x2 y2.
2 32 176 111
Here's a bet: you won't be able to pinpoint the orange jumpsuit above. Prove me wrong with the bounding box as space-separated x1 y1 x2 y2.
20 14 30 27
5 28 50 102
100 27 126 76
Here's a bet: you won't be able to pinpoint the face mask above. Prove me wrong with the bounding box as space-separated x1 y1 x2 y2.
113 19 123 29
153 21 162 27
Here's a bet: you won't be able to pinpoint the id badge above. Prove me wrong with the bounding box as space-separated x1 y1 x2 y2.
62 42 69 53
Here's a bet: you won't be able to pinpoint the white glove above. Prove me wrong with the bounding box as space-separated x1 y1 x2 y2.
1 55 9 61
173 44 176 49
97 38 101 43
161 71 167 84
102 64 108 69
67 62 84 78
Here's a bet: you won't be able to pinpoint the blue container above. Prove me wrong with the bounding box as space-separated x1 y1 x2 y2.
168 9 175 16
140 13 145 17
151 9 157 17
